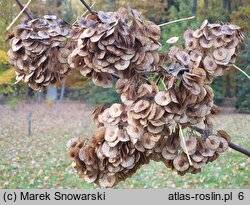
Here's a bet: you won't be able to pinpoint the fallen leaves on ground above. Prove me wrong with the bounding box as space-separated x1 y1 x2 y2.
0 102 249 188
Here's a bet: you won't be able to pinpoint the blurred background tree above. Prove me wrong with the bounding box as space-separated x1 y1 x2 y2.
235 34 250 113
0 0 249 109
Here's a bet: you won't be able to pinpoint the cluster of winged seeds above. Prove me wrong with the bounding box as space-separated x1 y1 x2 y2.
167 20 244 89
159 132 229 175
68 8 161 87
6 8 242 188
67 76 230 187
68 117 229 187
7 15 71 90
67 19 243 187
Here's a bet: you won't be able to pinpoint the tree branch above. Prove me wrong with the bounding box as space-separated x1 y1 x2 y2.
228 142 250 157
15 0 33 20
190 125 250 157
158 16 195 27
111 73 119 79
73 2 96 25
7 0 33 30
79 0 95 15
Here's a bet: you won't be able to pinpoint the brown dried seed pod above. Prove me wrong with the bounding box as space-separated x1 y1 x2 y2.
166 36 179 44
84 171 98 183
121 154 135 168
191 151 204 162
66 17 244 189
155 91 172 106
8 16 71 90
101 141 119 158
79 146 97 166
69 8 161 87
99 174 116 188
105 126 119 142
141 133 156 149
180 135 197 153
126 125 144 140
217 130 231 142
173 154 189 172
67 138 80 149
216 137 229 153
162 147 178 160
193 29 203 38
183 29 194 42
200 19 208 30
147 123 164 134
133 100 151 113
199 37 213 48
192 161 206 169
203 55 217 73
213 48 228 61
213 37 224 47
175 51 190 66
205 135 220 150
199 145 215 157
109 103 123 118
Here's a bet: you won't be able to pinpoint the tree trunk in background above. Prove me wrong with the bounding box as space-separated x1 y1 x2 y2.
192 0 197 15
223 0 227 10
109 0 116 10
46 86 57 102
37 90 43 102
27 87 34 97
203 0 208 17
228 0 232 14
223 0 232 98
225 75 231 97
223 0 232 15
168 0 179 12
59 83 65 101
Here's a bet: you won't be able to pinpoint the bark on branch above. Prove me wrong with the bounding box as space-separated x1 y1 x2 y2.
15 0 33 19
79 0 95 15
190 125 250 157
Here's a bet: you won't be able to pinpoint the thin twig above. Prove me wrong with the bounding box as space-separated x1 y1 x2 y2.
15 0 33 19
190 125 250 157
158 16 195 27
111 69 152 84
79 0 95 15
80 2 96 17
111 73 119 79
179 124 193 166
161 76 167 90
190 125 206 135
228 142 250 157
7 0 32 30
233 64 250 80
73 2 96 25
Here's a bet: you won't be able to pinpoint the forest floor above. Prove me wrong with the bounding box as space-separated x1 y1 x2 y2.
0 101 249 188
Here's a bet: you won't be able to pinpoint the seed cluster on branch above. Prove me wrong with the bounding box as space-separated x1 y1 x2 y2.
7 15 71 90
66 16 243 187
68 8 161 87
68 71 231 187
68 127 229 187
168 20 244 83
7 6 245 188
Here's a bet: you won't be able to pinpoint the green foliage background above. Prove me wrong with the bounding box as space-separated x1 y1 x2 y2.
236 34 250 112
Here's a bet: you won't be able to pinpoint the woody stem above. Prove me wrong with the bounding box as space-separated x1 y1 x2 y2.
79 0 95 15
15 0 33 19
190 125 250 157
